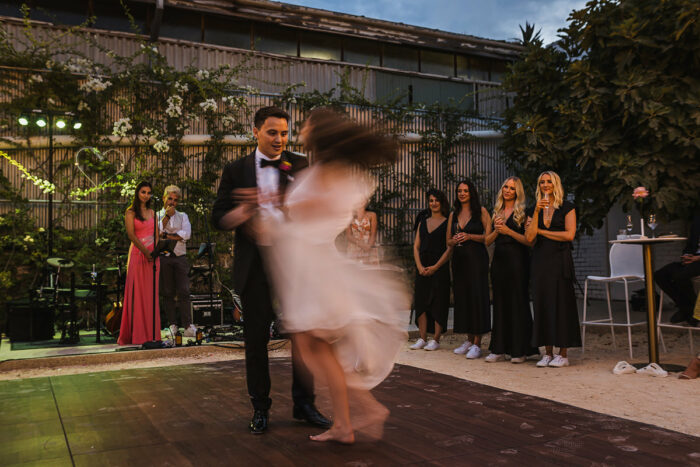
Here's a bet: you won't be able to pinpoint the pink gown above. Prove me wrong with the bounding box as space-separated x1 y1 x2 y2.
118 216 161 345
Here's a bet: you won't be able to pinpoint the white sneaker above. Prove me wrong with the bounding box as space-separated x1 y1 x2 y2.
536 355 553 367
510 356 526 364
485 353 504 362
410 338 427 350
548 355 570 368
466 345 482 359
453 340 473 355
424 339 440 351
183 324 197 337
169 324 179 338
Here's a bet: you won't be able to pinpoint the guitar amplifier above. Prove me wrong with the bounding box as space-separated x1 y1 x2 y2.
190 295 223 326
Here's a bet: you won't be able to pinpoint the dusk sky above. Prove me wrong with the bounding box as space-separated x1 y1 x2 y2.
283 0 588 44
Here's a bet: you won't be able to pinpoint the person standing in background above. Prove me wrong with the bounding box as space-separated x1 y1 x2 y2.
158 185 194 337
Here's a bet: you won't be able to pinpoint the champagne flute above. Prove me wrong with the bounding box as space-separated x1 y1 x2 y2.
543 193 550 217
453 220 464 247
626 215 633 236
647 214 658 239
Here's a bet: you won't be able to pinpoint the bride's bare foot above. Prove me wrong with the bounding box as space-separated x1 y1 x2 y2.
309 427 355 444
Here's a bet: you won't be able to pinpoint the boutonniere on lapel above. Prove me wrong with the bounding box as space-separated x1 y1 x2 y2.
279 159 294 182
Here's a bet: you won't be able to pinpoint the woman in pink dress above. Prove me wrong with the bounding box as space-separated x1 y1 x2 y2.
118 181 161 345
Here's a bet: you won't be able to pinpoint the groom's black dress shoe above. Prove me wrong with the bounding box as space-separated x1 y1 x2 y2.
293 403 332 428
249 410 269 434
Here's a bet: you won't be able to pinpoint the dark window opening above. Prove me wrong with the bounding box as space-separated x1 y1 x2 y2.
254 23 298 56
159 8 202 42
383 44 418 72
343 38 380 66
300 31 340 61
205 15 251 49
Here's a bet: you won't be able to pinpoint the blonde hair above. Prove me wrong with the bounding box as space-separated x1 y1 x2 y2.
163 185 182 198
493 176 526 226
535 171 564 210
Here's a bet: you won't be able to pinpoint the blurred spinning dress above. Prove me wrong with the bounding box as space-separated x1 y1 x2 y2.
267 164 408 390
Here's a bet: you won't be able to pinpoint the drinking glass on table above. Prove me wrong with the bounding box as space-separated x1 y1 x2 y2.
647 214 658 238
626 215 633 236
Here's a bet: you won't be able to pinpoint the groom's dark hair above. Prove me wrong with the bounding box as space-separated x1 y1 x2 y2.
254 106 290 129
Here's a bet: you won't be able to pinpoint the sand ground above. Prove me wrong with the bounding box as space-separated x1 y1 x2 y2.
1 327 698 437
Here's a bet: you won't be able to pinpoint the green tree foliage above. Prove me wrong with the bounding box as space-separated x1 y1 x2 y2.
502 0 700 234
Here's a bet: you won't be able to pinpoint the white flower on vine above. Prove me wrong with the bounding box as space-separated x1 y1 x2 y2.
80 76 112 93
195 69 210 80
199 98 217 113
166 95 183 117
222 115 236 127
23 235 34 243
153 140 170 153
244 85 260 95
112 118 132 137
66 58 93 74
47 98 56 106
106 51 116 58
120 179 137 198
174 81 189 93
45 60 54 69
30 74 43 83
142 127 159 138
78 101 90 112
38 227 45 232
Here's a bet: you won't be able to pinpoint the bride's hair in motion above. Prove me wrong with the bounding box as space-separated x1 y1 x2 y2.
303 107 398 167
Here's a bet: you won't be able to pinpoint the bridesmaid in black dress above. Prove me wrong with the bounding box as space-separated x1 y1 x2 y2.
525 171 580 368
485 177 538 363
410 189 452 351
447 180 492 359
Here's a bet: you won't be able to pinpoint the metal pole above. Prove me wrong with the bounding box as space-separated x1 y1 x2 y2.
642 243 659 364
48 113 53 257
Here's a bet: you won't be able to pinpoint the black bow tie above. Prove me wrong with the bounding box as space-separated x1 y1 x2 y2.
260 158 281 168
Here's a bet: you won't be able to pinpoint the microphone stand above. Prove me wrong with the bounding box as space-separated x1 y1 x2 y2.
204 211 214 322
142 203 162 349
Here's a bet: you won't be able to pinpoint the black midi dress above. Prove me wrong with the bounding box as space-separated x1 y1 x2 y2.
489 213 539 358
413 218 450 333
451 214 491 335
527 201 581 348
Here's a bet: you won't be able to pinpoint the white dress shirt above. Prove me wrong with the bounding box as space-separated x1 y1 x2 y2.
255 147 284 245
158 209 191 257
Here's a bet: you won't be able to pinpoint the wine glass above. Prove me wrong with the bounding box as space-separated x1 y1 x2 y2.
626 215 633 237
543 193 550 216
453 220 465 247
647 214 658 238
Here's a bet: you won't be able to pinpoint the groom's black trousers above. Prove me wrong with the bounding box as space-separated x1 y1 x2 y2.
240 252 314 411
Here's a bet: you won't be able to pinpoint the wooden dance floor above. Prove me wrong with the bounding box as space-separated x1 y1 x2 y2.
1 359 698 466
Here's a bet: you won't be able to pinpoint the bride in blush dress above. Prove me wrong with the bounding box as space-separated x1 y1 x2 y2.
264 109 409 443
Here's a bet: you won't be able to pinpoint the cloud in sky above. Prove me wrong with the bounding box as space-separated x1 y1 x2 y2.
283 0 588 44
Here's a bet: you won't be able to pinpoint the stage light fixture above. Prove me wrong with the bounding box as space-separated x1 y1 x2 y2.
56 119 66 129
18 116 29 126
73 122 82 130
36 118 47 128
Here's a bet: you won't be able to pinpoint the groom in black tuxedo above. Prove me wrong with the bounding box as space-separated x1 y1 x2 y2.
212 106 330 434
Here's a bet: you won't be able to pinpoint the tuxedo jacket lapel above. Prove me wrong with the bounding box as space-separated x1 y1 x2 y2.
243 150 257 187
